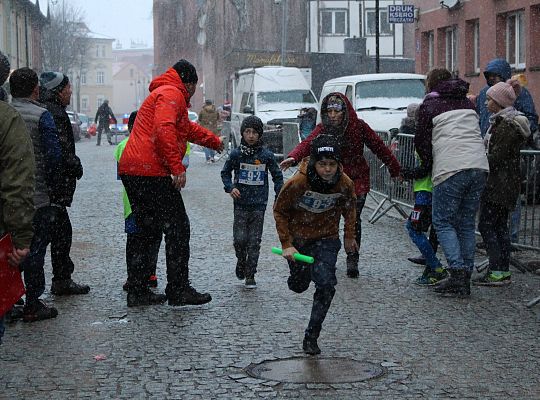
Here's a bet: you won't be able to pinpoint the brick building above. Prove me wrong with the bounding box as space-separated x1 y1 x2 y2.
414 0 540 102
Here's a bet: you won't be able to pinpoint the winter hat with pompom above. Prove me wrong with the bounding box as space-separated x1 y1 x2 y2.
487 79 521 108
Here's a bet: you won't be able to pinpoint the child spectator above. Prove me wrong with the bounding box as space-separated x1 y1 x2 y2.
273 135 357 355
221 116 283 288
400 103 446 285
475 80 530 286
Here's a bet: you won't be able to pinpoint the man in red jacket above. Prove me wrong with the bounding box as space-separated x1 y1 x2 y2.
281 93 400 278
119 59 223 307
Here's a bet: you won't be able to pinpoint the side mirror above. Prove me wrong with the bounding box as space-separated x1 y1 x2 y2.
242 105 254 114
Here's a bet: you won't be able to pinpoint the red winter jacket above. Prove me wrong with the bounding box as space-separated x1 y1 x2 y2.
288 93 400 196
119 68 221 176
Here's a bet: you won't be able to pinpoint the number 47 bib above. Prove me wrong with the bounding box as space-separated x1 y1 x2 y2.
238 163 266 186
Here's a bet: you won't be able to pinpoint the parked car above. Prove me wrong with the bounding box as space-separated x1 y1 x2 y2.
67 111 81 142
77 113 90 138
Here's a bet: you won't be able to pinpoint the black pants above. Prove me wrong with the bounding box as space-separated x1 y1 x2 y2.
96 123 111 145
120 175 190 297
50 205 75 282
478 199 511 272
346 195 367 267
233 208 265 278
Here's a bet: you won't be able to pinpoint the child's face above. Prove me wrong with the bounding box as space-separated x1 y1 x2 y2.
242 128 260 145
315 157 339 181
486 96 502 114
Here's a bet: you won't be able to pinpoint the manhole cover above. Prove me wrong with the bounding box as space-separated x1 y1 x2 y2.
245 357 385 384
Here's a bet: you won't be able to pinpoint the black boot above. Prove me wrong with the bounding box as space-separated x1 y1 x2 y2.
127 289 167 307
168 285 212 306
346 253 359 278
433 268 471 296
302 336 321 355
51 279 90 295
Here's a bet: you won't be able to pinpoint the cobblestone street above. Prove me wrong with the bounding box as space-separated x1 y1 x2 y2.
1 138 539 399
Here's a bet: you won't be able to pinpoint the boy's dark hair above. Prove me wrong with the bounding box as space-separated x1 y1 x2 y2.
425 67 452 93
128 111 137 133
9 68 39 98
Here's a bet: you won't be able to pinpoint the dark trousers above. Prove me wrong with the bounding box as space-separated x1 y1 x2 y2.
20 207 55 303
346 195 367 267
287 238 341 340
120 175 190 297
478 199 511 272
233 208 265 278
96 123 111 145
126 232 162 279
50 205 75 282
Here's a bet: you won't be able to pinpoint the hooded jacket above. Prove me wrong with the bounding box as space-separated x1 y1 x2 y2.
287 93 400 196
483 108 530 208
119 68 222 177
415 78 489 186
477 59 538 137
94 102 115 126
198 104 220 134
39 88 83 207
273 158 356 249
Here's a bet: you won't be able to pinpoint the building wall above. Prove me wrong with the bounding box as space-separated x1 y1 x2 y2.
413 0 540 103
113 62 151 115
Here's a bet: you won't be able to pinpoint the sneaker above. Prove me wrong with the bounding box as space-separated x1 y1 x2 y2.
302 336 321 355
414 267 448 286
235 262 245 280
168 285 212 306
346 253 359 278
472 271 512 286
127 290 167 307
407 256 427 266
23 300 58 322
51 279 90 296
245 277 257 288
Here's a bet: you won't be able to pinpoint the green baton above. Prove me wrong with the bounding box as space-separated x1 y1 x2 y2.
271 247 314 264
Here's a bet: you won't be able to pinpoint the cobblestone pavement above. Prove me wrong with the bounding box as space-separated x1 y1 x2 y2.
1 138 539 399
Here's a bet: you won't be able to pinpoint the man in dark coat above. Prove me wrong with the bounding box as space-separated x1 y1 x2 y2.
94 99 116 145
39 71 89 296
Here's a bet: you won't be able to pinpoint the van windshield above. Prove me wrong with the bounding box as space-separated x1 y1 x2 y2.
257 90 317 110
355 79 425 100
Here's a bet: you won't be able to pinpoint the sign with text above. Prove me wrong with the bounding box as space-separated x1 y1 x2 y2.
388 5 415 24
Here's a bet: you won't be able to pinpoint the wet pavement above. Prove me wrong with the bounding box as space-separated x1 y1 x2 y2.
1 137 539 399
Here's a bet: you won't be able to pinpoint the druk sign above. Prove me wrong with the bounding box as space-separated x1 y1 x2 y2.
388 5 415 24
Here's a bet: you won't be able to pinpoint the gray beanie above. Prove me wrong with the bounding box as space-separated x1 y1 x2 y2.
40 71 69 92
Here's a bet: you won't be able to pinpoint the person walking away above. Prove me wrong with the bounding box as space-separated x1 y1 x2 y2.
39 72 89 296
475 80 530 286
95 99 117 146
274 135 357 355
10 68 63 321
280 93 400 279
399 103 445 285
198 99 220 163
118 59 223 307
221 115 283 287
415 68 489 296
0 52 35 342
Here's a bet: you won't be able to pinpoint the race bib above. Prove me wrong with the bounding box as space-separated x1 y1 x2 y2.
298 191 342 213
238 163 266 186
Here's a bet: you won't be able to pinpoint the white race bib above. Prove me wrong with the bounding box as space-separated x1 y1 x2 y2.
238 163 266 186
298 191 342 213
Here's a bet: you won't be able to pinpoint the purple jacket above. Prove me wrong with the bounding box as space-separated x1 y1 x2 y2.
415 79 476 168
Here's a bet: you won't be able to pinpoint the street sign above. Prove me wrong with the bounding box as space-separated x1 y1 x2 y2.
388 5 415 24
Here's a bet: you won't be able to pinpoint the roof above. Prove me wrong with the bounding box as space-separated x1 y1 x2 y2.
325 73 426 84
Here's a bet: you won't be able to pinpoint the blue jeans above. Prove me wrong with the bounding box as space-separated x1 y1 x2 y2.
406 219 441 269
432 169 487 271
509 196 521 242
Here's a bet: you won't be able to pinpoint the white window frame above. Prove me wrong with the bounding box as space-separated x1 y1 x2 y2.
473 21 480 73
427 31 434 71
366 8 393 36
81 96 89 111
445 26 458 73
320 9 348 36
506 11 525 69
80 71 87 85
96 96 104 108
96 71 105 85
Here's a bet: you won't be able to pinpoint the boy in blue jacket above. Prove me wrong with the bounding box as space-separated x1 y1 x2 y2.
221 116 284 287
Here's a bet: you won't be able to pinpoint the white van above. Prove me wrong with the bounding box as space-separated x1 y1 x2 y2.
230 66 318 146
319 73 426 134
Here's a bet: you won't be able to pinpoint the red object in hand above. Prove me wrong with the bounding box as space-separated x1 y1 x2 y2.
88 124 97 136
0 234 25 316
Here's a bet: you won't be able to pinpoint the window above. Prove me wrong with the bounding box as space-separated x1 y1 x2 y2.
366 9 392 36
445 26 458 73
320 9 348 35
355 79 426 101
95 45 99 57
506 11 525 69
130 68 134 78
257 90 317 110
80 72 87 85
473 21 480 73
96 71 105 85
427 31 434 71
96 97 104 108
81 96 88 111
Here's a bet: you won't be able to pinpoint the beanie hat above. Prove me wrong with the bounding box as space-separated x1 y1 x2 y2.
240 115 264 138
40 71 69 92
0 51 10 86
172 59 198 84
486 79 521 108
310 134 341 162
